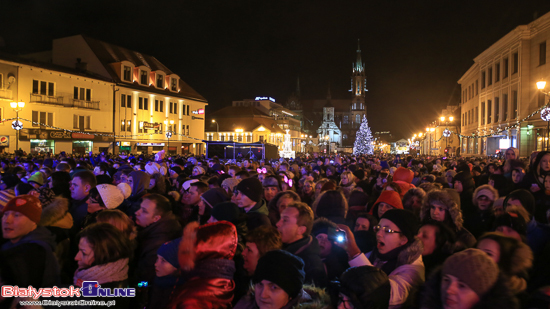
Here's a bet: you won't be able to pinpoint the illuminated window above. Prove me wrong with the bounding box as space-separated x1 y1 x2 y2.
171 78 177 91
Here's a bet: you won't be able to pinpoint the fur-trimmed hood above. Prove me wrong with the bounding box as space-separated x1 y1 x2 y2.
39 197 73 229
420 269 519 309
396 237 423 268
420 189 464 231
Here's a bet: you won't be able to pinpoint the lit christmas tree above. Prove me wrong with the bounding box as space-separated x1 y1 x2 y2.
353 115 374 155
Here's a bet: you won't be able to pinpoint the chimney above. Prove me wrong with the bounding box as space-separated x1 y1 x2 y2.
75 58 88 71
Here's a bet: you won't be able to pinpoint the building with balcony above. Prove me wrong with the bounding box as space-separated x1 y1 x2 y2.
458 11 550 157
0 54 114 154
51 35 208 155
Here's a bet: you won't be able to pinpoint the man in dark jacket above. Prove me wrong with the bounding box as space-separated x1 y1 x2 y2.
69 170 96 234
235 177 271 230
124 170 150 218
1 195 60 288
134 194 182 285
276 202 327 287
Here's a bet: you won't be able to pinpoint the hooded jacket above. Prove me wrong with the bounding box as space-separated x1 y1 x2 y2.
39 197 73 243
245 199 271 231
135 213 182 284
123 171 150 218
349 238 425 309
1 226 60 288
392 168 416 198
283 235 328 288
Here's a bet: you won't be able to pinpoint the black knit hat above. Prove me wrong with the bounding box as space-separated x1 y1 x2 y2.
380 209 419 242
338 266 391 309
200 188 230 209
236 177 263 203
493 212 527 236
253 250 305 298
211 202 241 222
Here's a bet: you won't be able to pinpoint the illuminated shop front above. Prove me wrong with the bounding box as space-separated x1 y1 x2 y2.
73 141 93 154
30 139 55 154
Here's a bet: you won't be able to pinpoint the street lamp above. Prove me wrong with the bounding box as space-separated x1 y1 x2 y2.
10 101 25 153
212 119 219 141
537 80 550 150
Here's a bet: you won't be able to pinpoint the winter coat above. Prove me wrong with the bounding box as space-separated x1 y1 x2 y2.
134 213 182 284
167 259 236 309
40 197 73 243
234 285 331 309
349 238 425 309
69 195 89 235
283 235 328 287
463 209 495 239
420 270 519 309
0 226 60 288
533 190 550 224
245 199 271 231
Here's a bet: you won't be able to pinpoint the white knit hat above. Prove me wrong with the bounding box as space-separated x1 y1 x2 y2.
117 183 132 199
96 184 125 209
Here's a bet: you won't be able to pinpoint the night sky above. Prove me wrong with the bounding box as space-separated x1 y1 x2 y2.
2 1 550 139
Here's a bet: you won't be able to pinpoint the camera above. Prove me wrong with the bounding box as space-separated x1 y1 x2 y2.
328 227 346 243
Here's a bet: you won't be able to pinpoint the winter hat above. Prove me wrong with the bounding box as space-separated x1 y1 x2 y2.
380 161 390 170
221 178 241 192
473 184 499 204
374 190 403 210
95 174 112 185
3 195 42 224
393 167 414 184
178 221 238 271
145 162 160 175
200 188 230 209
493 212 527 236
157 237 181 269
96 184 125 209
170 166 183 175
311 217 338 237
193 166 205 175
421 174 436 183
453 171 475 191
182 179 199 191
263 176 282 190
338 266 391 309
211 202 241 222
442 248 499 298
503 189 536 218
117 183 132 199
352 169 365 181
316 191 347 222
380 209 419 242
235 177 263 203
253 250 305 299
1 174 21 189
28 172 44 186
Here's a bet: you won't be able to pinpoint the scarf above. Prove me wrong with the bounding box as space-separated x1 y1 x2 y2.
74 258 129 287
368 245 405 275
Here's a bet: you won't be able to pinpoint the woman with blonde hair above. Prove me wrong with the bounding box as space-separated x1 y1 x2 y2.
339 171 356 199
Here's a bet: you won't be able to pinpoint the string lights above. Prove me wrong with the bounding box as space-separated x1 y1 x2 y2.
0 117 205 142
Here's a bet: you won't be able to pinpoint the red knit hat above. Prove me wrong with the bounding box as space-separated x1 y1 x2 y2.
373 190 403 210
3 195 42 224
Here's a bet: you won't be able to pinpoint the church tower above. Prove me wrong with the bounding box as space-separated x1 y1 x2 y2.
317 84 342 149
349 39 367 129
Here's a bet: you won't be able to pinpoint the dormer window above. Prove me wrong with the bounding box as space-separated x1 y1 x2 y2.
123 66 132 81
140 70 148 85
156 74 164 88
171 78 177 91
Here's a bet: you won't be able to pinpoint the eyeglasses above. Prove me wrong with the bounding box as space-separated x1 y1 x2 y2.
373 225 402 234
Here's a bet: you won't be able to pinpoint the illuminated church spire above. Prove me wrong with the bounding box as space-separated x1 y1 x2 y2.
353 39 364 74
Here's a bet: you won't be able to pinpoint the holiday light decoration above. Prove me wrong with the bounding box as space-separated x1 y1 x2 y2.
353 115 374 155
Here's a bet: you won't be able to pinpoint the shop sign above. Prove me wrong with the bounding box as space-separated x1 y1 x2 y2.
137 143 165 146
192 116 204 120
19 129 114 142
192 109 205 115
143 122 161 129
0 136 8 146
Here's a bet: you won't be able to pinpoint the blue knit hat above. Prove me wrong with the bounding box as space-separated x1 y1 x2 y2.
157 237 181 268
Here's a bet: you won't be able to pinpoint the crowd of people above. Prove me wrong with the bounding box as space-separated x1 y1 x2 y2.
0 147 549 309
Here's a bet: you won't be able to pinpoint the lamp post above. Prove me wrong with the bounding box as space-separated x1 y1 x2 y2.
164 120 174 154
212 119 219 141
10 101 25 153
537 80 550 151
325 135 330 154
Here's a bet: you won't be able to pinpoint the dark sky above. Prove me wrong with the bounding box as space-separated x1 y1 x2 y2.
2 1 550 139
